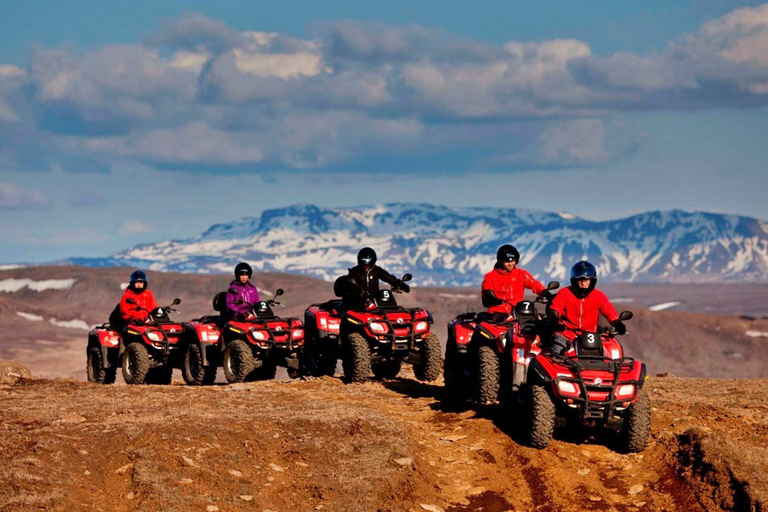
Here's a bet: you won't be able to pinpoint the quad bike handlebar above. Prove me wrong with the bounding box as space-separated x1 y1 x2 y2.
125 297 182 316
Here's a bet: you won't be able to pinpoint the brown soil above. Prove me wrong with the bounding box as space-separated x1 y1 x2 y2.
1 371 766 512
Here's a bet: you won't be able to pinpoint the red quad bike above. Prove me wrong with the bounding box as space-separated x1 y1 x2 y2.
86 323 121 384
339 274 441 383
179 292 227 386
443 281 559 404
523 310 651 453
120 298 185 385
303 299 344 377
221 288 305 383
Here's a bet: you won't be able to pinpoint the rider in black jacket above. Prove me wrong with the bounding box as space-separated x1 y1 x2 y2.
336 247 409 310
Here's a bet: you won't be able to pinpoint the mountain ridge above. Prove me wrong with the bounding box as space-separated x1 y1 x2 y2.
67 203 768 285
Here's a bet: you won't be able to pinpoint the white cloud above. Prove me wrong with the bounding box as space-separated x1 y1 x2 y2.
3 6 767 171
0 183 51 210
119 220 154 236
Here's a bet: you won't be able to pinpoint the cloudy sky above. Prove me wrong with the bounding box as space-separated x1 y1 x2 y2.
2 0 768 263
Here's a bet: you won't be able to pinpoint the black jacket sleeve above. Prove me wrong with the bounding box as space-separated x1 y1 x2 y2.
374 266 401 288
482 289 503 308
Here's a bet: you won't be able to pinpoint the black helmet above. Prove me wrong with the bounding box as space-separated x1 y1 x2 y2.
129 270 147 284
496 244 520 263
570 260 597 297
357 247 377 267
234 262 252 278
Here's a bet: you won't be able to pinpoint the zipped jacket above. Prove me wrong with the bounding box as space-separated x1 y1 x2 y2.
481 266 546 315
119 288 159 324
549 286 619 340
341 264 401 309
225 280 261 319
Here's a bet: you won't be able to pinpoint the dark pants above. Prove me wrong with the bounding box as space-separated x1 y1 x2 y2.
550 333 570 355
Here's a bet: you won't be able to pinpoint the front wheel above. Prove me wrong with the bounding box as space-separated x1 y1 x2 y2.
476 344 500 404
223 340 255 383
182 343 217 386
122 343 150 385
342 332 371 383
622 389 651 453
414 333 442 382
87 346 116 384
528 384 556 449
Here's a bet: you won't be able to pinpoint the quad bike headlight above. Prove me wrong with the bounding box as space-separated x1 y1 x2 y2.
615 384 636 399
557 380 580 396
251 330 269 341
146 330 165 342
368 321 389 334
414 321 429 333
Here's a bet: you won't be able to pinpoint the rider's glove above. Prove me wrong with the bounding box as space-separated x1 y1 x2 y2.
398 281 410 293
612 320 627 335
540 290 555 302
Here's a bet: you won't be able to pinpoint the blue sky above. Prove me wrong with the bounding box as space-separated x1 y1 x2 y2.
1 1 768 263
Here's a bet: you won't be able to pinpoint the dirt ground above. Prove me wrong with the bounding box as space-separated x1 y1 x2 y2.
1 368 766 512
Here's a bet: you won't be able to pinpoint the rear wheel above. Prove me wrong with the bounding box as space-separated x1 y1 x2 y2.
528 384 555 448
372 359 402 379
223 340 255 383
622 389 651 453
122 343 150 385
342 332 371 383
87 346 116 384
476 344 500 404
182 343 217 386
414 333 442 382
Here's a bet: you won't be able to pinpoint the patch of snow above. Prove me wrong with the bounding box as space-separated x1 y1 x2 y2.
17 312 43 321
0 264 24 270
745 330 768 338
120 282 129 290
49 318 90 330
649 301 681 312
0 278 76 293
559 212 576 219
612 298 634 303
438 293 475 299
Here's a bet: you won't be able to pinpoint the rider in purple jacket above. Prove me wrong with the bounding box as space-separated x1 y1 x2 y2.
225 262 261 320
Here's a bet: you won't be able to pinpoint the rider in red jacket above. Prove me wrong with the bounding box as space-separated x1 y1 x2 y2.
119 270 159 324
548 260 625 353
481 245 551 317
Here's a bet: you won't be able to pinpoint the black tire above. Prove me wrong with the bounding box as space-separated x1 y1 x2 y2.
223 340 255 383
443 334 470 402
372 359 402 379
287 366 301 379
342 332 371 383
182 343 217 386
122 343 151 385
528 384 556 449
87 346 116 384
414 333 442 382
622 389 651 453
476 344 500 404
146 365 173 385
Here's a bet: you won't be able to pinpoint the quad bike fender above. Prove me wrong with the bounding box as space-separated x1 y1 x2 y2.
451 322 476 350
88 330 119 369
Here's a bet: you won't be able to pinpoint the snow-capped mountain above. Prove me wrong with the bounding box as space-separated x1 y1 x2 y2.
71 204 768 285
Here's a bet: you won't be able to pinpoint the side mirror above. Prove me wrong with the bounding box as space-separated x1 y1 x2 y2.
125 298 136 305
172 298 181 306
619 310 633 321
547 281 560 290
402 273 413 282
275 288 284 297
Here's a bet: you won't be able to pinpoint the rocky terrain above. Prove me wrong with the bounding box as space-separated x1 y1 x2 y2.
1 365 766 511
